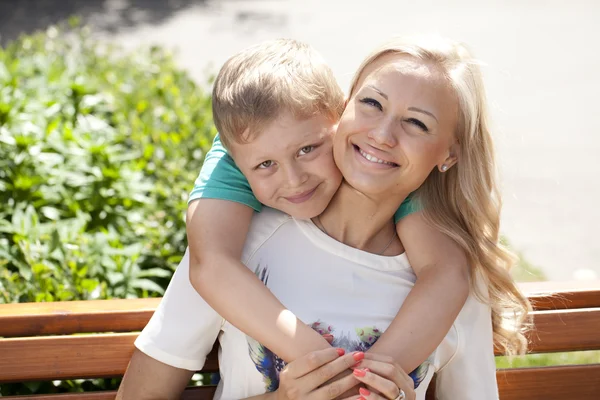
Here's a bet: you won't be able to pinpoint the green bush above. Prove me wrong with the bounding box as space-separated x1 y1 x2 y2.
0 22 215 396
0 24 216 305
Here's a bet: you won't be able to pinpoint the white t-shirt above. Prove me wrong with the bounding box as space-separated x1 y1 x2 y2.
135 208 498 400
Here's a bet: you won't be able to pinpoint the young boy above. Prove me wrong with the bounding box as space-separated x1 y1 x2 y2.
186 39 469 375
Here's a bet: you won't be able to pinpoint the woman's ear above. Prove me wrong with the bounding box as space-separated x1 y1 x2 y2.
438 142 460 172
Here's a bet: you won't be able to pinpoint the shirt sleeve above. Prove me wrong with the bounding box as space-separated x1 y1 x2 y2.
134 248 223 371
433 281 499 400
393 192 422 223
188 133 262 212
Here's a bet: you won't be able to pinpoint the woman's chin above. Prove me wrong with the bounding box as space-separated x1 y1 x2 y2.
342 174 395 197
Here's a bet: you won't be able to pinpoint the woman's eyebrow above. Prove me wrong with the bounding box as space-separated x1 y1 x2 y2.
366 84 438 122
366 84 388 100
408 107 438 122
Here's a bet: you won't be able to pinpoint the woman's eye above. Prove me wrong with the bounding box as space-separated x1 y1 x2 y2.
406 118 429 132
257 160 273 169
298 145 314 156
359 97 383 111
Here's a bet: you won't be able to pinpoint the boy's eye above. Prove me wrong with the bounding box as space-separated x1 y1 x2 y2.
298 145 314 156
359 97 383 111
406 118 429 133
257 160 274 169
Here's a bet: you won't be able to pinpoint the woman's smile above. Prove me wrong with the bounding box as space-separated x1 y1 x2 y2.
353 143 399 168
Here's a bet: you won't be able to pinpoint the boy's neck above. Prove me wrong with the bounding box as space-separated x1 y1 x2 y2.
314 180 408 254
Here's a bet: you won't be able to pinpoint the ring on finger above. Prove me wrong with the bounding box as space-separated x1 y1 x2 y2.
392 388 406 400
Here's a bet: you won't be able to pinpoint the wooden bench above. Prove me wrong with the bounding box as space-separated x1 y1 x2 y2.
1 281 599 399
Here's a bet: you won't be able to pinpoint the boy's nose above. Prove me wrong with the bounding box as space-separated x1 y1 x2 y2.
285 165 309 188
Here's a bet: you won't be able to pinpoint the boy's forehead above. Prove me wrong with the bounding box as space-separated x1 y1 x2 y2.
230 113 335 162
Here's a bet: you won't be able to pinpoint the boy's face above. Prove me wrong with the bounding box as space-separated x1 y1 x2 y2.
229 111 342 219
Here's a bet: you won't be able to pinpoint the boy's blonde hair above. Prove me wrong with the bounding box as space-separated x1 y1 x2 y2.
212 39 345 149
349 36 531 356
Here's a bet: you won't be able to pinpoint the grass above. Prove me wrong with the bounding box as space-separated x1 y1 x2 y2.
496 351 600 368
503 236 547 283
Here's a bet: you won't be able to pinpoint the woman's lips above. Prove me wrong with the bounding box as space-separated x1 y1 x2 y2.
284 186 318 204
353 144 398 168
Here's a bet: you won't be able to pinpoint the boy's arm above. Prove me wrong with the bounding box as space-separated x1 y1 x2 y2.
186 198 330 363
368 211 470 373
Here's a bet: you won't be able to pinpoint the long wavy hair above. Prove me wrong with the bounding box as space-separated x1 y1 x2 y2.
348 36 531 355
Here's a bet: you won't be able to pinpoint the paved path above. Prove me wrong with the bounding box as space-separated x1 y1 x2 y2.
3 0 599 281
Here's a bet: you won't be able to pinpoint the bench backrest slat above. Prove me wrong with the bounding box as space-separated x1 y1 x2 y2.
2 282 598 338
519 281 600 310
3 308 598 383
6 386 215 400
0 334 219 383
0 299 160 338
1 281 599 399
2 283 597 338
497 364 600 400
524 308 600 354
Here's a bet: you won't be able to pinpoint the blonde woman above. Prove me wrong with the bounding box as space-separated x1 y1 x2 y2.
120 36 530 400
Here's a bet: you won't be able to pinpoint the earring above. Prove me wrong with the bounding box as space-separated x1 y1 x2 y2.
441 164 448 172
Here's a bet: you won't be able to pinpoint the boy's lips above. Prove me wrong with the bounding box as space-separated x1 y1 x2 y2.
284 185 319 204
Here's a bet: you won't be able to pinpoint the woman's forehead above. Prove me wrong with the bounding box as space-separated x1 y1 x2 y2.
356 53 446 92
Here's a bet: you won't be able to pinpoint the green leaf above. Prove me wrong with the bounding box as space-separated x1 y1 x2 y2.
0 22 214 322
138 268 172 279
41 206 61 221
23 381 41 393
130 278 164 295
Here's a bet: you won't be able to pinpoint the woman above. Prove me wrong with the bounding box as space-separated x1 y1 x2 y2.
121 36 530 400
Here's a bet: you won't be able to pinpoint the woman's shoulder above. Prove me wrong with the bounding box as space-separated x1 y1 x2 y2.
249 207 292 233
241 208 293 262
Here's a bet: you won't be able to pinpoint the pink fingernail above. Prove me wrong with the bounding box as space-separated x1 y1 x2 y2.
360 388 371 396
336 348 345 356
353 368 367 378
353 351 365 361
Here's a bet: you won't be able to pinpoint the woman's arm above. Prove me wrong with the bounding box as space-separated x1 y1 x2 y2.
117 350 194 400
368 211 470 373
119 250 222 399
187 199 330 362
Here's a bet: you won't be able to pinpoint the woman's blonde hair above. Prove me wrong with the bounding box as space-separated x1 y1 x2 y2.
349 36 531 355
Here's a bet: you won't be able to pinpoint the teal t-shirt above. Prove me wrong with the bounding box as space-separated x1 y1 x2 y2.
189 134 420 223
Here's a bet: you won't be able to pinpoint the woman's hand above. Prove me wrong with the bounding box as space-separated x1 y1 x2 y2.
275 348 363 400
351 353 416 400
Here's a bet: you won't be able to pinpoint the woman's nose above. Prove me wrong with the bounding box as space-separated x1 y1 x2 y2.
367 120 398 148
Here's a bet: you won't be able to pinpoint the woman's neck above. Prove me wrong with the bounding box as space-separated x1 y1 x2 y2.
314 180 408 254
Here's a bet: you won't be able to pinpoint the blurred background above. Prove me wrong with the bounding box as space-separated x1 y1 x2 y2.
1 0 599 396
2 0 599 290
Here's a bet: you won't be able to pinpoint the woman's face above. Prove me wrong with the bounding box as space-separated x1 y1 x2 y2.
334 53 459 199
